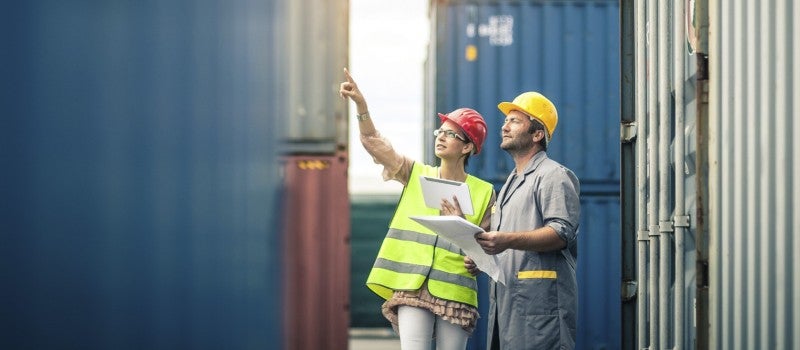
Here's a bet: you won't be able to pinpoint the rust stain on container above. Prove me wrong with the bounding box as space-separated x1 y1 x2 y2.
281 153 350 350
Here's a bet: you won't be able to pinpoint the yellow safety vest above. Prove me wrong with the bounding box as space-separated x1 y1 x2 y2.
366 163 493 307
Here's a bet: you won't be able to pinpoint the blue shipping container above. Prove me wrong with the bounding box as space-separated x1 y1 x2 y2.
426 1 621 349
1 1 283 349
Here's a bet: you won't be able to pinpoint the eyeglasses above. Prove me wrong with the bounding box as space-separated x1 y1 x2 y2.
433 128 467 142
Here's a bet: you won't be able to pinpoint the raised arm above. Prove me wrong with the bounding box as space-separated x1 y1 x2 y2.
339 67 376 136
339 68 414 185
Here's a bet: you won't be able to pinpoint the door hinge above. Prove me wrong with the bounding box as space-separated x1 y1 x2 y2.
621 121 637 143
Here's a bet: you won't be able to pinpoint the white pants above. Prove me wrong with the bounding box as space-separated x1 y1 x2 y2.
397 305 469 350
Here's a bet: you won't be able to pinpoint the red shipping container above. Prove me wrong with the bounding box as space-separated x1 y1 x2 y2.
281 153 350 350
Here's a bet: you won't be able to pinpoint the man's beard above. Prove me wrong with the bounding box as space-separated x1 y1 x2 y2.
501 134 534 152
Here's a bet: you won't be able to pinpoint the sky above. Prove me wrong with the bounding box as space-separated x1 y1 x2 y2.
347 0 429 195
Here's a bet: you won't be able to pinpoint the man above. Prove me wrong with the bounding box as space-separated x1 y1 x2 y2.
468 91 581 349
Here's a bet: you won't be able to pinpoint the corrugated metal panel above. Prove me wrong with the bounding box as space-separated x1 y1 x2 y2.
427 0 620 195
709 0 798 349
428 1 621 349
276 0 349 154
623 0 702 347
576 196 622 350
0 1 283 349
349 194 401 327
281 154 350 350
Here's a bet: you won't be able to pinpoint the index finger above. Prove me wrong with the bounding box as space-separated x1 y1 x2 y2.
451 195 461 208
343 67 354 83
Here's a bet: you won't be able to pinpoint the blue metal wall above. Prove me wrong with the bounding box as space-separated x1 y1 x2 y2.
427 1 621 348
1 1 283 349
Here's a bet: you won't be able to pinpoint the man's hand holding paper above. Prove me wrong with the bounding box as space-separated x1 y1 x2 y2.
409 215 506 284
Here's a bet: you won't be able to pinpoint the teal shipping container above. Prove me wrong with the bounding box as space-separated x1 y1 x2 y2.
425 0 621 349
349 195 402 328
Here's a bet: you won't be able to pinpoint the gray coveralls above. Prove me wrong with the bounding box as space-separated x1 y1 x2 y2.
487 152 581 350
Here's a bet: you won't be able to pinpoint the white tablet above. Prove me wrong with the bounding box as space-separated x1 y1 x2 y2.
419 176 474 215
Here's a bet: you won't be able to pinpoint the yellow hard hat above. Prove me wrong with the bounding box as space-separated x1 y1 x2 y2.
498 92 558 142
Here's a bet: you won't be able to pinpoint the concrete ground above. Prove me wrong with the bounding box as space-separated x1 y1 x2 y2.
349 328 400 350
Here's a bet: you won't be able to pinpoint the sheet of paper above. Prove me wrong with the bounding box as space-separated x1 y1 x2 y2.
419 176 474 215
409 215 505 284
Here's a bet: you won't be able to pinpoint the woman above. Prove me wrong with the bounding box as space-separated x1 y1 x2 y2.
340 68 495 350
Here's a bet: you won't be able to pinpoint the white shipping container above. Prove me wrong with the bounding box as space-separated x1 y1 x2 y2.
622 0 799 349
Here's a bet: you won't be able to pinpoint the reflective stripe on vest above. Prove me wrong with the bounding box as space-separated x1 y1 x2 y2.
366 163 493 307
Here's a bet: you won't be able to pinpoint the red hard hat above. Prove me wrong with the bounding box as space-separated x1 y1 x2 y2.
437 108 488 155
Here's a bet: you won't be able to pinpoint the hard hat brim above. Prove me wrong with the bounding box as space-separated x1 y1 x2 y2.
498 101 538 121
438 112 470 135
497 101 520 117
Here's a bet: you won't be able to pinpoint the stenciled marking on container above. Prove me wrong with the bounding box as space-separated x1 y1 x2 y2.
466 15 514 46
